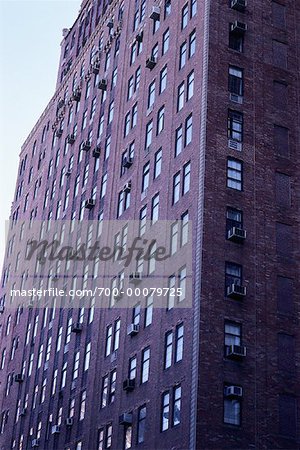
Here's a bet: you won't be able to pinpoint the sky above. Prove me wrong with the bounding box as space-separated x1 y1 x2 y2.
0 0 81 273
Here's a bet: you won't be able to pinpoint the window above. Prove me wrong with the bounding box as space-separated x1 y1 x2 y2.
191 0 197 17
225 262 242 291
129 356 137 380
133 303 141 325
142 162 150 193
105 325 113 356
224 388 241 425
157 106 165 134
106 424 113 448
225 321 241 347
127 76 134 100
84 342 91 371
228 110 243 142
229 27 244 52
227 158 243 191
139 205 147 236
159 66 167 94
161 392 170 431
132 103 138 128
151 193 159 223
137 406 146 444
108 101 114 124
175 126 183 156
113 319 121 351
100 173 107 198
72 350 80 380
154 148 162 178
80 390 86 420
145 296 153 327
135 66 141 91
189 30 196 57
101 375 109 408
124 112 131 137
182 162 191 194
229 66 243 96
173 385 182 426
124 424 132 449
226 208 242 235
187 71 194 100
181 4 188 29
177 82 185 112
148 80 156 109
141 347 150 383
179 42 187 69
162 28 170 55
175 324 184 362
98 429 104 450
145 120 153 150
108 369 117 403
151 43 159 60
164 331 173 369
178 266 186 302
185 114 193 146
173 172 181 204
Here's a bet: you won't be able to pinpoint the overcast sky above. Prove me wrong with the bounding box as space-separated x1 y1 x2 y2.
0 0 81 273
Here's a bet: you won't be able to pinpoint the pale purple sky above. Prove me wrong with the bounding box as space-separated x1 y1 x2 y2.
0 0 81 272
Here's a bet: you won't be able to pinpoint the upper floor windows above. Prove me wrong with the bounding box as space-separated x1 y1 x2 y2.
159 65 168 93
229 66 243 98
227 158 243 191
228 110 243 143
162 28 170 55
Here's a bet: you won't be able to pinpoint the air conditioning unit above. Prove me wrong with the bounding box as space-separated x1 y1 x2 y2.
228 139 242 151
146 56 157 70
107 19 114 28
123 181 132 193
98 79 107 91
0 305 4 313
227 227 246 242
92 62 100 74
72 89 81 102
227 283 247 299
81 140 91 151
122 156 133 168
229 93 243 104
14 373 25 383
129 272 142 283
66 169 72 177
123 378 135 392
136 31 143 42
231 0 246 12
66 417 74 426
119 413 133 425
127 323 140 336
93 146 101 158
71 322 83 333
55 128 63 138
231 21 247 34
150 6 160 21
31 439 39 448
51 425 61 435
19 408 27 417
224 385 243 398
226 344 247 359
67 133 75 144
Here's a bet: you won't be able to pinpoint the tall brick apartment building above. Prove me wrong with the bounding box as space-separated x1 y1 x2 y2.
0 0 299 449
